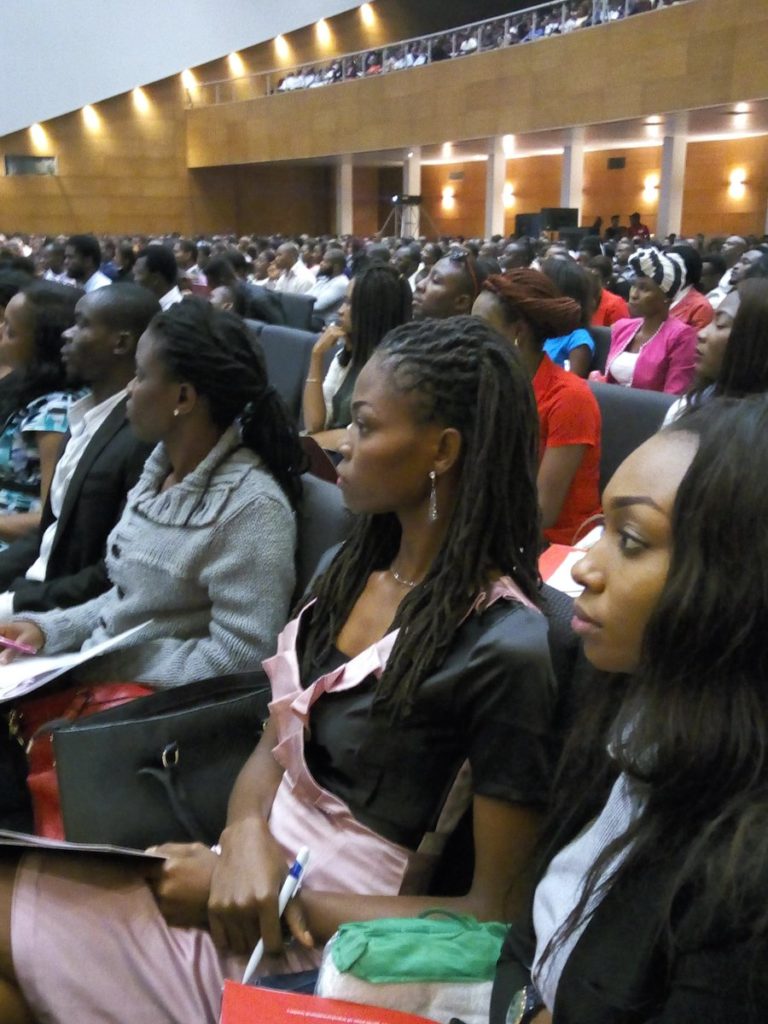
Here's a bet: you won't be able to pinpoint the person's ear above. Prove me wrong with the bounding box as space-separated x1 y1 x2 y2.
433 427 462 477
176 382 198 416
454 292 473 315
113 329 134 357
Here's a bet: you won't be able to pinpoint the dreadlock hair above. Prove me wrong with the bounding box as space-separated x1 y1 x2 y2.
300 315 541 721
148 297 305 508
2 280 82 418
338 263 412 370
540 396 768 972
482 270 581 348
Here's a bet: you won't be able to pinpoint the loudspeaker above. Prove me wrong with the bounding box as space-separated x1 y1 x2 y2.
540 207 579 230
514 213 543 237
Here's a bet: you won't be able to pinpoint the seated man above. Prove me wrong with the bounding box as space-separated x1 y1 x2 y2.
308 248 348 327
0 283 158 614
133 245 182 309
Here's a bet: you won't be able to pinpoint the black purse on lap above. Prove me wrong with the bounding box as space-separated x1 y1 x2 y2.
52 671 271 849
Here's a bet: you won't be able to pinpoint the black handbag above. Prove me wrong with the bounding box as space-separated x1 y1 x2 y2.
52 671 271 849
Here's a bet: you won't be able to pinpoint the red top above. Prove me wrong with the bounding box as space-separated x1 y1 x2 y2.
670 287 714 332
533 354 602 546
592 288 629 327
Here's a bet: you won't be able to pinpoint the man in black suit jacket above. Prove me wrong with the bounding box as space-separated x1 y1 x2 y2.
0 283 159 613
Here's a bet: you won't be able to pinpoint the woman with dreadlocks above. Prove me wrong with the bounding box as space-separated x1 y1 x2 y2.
0 316 555 1023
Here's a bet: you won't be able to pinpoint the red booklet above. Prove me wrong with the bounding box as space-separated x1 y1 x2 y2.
220 982 438 1024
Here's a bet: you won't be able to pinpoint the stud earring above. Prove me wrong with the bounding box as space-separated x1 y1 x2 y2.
173 409 180 418
428 470 438 522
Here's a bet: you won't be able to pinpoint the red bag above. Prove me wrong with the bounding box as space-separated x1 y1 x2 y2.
9 683 153 839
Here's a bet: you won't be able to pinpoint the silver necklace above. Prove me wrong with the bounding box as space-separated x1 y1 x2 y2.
389 565 419 588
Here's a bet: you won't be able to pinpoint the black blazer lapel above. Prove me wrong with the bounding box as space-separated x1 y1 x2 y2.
51 396 130 552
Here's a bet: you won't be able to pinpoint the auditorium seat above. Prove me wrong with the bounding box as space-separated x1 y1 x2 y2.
245 320 318 425
295 473 350 599
589 381 676 492
588 326 612 374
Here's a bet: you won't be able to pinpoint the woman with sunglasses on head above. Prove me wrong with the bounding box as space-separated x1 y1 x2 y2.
302 263 412 453
0 298 303 686
492 396 768 1024
0 316 556 1024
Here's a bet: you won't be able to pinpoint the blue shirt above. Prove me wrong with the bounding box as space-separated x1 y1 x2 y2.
544 328 595 369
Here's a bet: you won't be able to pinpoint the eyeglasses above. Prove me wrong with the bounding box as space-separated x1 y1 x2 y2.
448 246 480 298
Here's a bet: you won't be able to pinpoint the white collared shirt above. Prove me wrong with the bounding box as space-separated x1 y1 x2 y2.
83 270 112 293
159 285 183 310
267 261 315 295
24 390 127 583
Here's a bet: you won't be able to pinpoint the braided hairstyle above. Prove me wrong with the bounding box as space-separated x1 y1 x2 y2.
338 263 412 370
483 270 581 347
301 315 541 720
148 297 305 507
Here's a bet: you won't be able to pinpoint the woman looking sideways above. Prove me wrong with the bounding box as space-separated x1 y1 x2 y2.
0 316 555 1024
302 263 412 452
492 396 768 1023
0 299 303 685
473 271 601 546
602 248 697 394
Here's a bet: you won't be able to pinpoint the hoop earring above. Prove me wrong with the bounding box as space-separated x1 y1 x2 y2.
428 470 438 522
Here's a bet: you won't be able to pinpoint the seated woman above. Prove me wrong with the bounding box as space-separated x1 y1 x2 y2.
539 259 595 378
0 316 556 1024
665 278 768 424
491 395 768 1023
0 299 303 686
302 263 411 451
0 282 84 551
601 248 697 394
474 271 601 546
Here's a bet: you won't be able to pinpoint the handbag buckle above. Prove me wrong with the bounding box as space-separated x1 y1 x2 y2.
161 741 179 769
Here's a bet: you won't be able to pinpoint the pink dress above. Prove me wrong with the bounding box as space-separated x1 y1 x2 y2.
11 579 543 1024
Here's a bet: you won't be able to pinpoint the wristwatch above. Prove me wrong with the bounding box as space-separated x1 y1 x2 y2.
506 984 545 1024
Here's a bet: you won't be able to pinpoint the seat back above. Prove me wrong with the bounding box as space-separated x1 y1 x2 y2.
279 291 317 331
245 320 319 425
588 326 612 374
295 473 351 599
589 381 676 492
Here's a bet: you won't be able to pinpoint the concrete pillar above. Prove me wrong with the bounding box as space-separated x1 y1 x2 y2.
560 126 585 222
335 154 353 236
402 147 421 237
657 112 688 238
485 136 507 238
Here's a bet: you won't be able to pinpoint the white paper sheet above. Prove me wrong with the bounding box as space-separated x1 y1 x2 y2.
0 622 151 703
0 828 164 860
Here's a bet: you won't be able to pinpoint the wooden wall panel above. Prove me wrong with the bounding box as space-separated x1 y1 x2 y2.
187 0 768 168
503 155 563 234
682 137 768 237
582 148 664 235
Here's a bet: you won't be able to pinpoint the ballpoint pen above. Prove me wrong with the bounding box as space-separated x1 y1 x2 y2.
242 846 310 984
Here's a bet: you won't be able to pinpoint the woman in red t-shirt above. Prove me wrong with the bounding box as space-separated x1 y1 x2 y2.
473 270 602 545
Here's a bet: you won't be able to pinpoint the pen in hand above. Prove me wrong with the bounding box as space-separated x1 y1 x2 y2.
0 635 38 656
242 846 310 984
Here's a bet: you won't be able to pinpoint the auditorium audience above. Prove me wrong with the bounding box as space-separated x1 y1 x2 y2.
473 270 601 545
0 300 303 685
0 282 83 550
666 243 713 330
308 247 349 326
133 245 182 309
63 234 111 293
0 315 556 1024
265 242 315 295
601 248 697 393
412 247 488 320
0 283 159 613
540 259 595 377
587 256 629 326
492 396 768 1024
303 262 412 450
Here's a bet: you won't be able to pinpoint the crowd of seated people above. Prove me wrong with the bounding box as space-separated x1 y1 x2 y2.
0 208 766 1019
263 0 688 98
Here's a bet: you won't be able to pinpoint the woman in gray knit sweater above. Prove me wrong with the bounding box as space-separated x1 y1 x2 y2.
0 299 305 686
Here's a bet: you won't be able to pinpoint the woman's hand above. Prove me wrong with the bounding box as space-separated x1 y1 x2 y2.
312 323 347 357
531 1011 552 1024
145 842 218 928
207 816 313 956
0 621 44 664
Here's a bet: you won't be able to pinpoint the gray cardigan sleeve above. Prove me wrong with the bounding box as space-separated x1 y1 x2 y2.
15 588 114 654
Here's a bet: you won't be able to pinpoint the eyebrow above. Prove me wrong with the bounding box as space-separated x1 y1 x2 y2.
609 495 664 513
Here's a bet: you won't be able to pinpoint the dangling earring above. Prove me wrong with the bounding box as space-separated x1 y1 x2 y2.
428 470 438 522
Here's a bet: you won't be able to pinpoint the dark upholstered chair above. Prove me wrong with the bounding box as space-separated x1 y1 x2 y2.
589 381 675 492
295 473 351 600
245 320 319 426
588 326 612 374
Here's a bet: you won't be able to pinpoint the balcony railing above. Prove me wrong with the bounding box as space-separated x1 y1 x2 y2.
185 0 689 108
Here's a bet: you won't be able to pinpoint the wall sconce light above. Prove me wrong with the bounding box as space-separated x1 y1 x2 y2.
503 182 516 209
360 3 376 28
441 185 456 211
181 69 197 89
728 168 747 200
642 173 659 202
316 18 332 47
132 87 150 114
274 35 291 62
29 122 48 149
82 104 101 131
228 52 245 77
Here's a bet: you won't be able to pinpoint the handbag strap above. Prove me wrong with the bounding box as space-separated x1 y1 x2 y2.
138 743 209 844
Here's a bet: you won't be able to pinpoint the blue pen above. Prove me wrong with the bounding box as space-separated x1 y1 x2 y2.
242 846 310 984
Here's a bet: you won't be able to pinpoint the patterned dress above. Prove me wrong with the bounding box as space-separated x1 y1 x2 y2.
0 390 83 551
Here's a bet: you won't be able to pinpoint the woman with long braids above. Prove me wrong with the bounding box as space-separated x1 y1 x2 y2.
491 397 768 1023
302 262 412 451
0 316 555 1023
0 298 303 685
